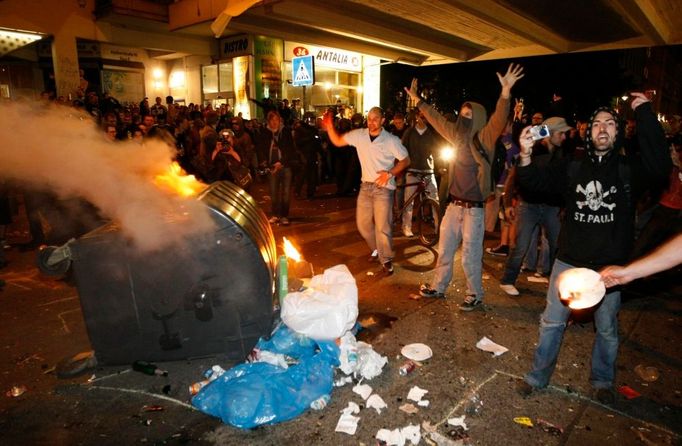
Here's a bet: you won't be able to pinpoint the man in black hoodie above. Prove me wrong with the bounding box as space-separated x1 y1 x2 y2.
515 93 671 404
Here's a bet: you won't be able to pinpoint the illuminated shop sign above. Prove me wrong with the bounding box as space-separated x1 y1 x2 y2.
285 42 361 72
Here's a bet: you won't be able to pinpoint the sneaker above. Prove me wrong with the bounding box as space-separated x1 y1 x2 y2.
499 284 520 296
402 227 414 238
486 245 509 256
419 284 444 299
516 380 535 397
382 261 394 275
368 249 379 262
459 295 482 311
280 217 290 226
595 388 615 405
268 216 279 224
527 275 549 283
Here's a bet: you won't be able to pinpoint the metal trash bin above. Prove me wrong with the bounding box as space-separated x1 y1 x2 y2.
66 181 276 365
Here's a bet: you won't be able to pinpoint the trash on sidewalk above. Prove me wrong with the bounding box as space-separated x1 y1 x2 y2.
281 264 358 340
132 360 168 377
191 324 339 429
536 418 563 436
399 403 419 414
617 385 641 400
356 341 387 380
246 348 295 369
634 364 659 382
367 393 388 414
428 431 465 446
5 385 27 397
401 343 433 361
335 402 361 435
376 424 421 446
513 416 534 427
310 394 330 410
464 394 483 416
407 386 428 404
408 293 422 300
475 336 508 357
399 360 417 376
447 415 468 430
527 275 549 283
142 405 164 412
352 383 373 400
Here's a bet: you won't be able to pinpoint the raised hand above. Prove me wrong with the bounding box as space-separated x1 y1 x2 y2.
497 64 524 97
518 126 534 156
404 78 420 102
629 92 650 111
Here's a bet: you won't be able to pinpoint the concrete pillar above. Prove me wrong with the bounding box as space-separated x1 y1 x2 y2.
51 32 80 98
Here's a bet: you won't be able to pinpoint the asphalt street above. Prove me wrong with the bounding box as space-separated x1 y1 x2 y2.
0 181 679 445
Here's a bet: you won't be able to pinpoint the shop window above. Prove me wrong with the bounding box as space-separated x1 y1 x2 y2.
219 63 233 92
337 72 359 86
202 65 218 94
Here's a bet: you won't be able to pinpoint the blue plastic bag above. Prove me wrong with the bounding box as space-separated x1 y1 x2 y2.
191 325 340 429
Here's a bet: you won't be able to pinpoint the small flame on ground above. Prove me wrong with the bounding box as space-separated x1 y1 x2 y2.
283 237 302 262
154 162 205 197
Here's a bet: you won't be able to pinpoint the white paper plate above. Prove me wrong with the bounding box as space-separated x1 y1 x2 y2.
557 268 606 310
401 343 433 361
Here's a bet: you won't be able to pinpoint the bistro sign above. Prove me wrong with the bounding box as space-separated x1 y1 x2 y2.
219 34 254 59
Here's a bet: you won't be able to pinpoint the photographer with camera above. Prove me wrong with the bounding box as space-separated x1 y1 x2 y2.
515 93 671 404
498 117 570 296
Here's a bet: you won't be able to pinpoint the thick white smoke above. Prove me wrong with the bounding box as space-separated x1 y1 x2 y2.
0 102 215 251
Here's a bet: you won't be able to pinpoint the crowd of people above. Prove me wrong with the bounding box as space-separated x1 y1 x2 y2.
1 64 680 405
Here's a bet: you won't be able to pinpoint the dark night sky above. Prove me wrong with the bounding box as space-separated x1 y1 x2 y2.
380 47 665 123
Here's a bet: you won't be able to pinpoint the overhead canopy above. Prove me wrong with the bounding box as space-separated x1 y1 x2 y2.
169 0 682 65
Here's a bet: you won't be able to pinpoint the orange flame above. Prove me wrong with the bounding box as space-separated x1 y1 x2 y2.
283 237 302 262
154 162 205 197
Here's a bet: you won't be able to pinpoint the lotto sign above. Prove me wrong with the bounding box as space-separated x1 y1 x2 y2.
292 55 314 87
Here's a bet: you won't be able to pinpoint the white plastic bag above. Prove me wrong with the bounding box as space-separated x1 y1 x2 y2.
281 264 358 340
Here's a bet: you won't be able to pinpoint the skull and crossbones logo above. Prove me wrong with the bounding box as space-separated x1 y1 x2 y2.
576 180 617 211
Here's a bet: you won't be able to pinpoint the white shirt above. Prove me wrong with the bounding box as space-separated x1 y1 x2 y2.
343 128 408 190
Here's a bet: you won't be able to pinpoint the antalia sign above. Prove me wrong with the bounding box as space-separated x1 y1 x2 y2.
219 34 253 59
285 42 362 72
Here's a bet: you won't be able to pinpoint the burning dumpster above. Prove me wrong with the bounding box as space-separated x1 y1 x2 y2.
43 181 277 365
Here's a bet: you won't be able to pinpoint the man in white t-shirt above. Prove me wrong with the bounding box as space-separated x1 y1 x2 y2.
323 107 410 274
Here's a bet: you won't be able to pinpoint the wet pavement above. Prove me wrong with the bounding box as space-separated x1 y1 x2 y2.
0 182 680 445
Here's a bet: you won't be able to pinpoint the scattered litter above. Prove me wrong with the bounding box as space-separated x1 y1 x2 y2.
132 360 168 377
246 349 292 369
142 405 164 412
5 385 27 397
446 426 470 443
338 332 358 375
527 275 549 283
367 272 374 276
458 376 467 385
417 399 430 407
356 341 388 380
399 403 419 414
335 402 361 435
464 394 483 416
407 386 428 402
401 343 433 361
634 364 659 382
162 384 171 395
408 293 422 300
367 394 388 413
482 273 490 280
428 431 463 446
334 376 354 387
143 419 152 426
475 336 509 357
353 383 373 400
399 360 417 376
421 421 436 432
617 385 641 400
376 424 421 446
536 418 563 436
447 415 468 430
513 417 533 428
310 394 330 410
87 374 96 383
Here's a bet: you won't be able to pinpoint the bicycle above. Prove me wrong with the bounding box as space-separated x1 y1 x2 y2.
394 171 441 247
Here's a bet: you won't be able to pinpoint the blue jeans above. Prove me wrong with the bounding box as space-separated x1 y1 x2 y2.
430 203 484 299
268 167 292 218
401 172 438 231
525 259 621 389
522 225 551 274
501 202 560 285
356 183 394 264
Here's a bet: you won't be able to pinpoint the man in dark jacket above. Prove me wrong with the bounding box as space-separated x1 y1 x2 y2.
515 93 671 404
255 110 296 225
405 64 524 311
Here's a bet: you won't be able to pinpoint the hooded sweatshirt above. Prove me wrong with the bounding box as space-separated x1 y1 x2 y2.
417 97 510 201
516 103 671 268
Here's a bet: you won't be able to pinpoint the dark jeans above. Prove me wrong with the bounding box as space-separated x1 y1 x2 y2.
502 202 560 285
268 167 292 218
